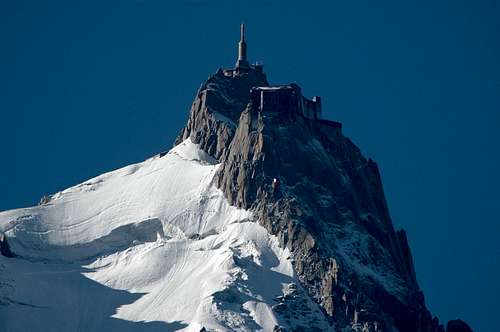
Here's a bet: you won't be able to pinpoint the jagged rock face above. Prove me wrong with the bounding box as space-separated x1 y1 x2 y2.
176 68 268 160
177 68 464 331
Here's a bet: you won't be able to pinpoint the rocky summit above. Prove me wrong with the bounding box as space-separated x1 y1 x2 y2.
175 63 467 331
175 24 472 332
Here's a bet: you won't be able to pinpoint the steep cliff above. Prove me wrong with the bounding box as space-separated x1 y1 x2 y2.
177 67 470 332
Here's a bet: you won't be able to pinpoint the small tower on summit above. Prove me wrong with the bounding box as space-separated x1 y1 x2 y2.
235 23 250 74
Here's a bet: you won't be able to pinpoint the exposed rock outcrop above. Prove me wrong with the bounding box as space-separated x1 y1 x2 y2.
0 233 14 258
176 67 471 331
175 68 268 160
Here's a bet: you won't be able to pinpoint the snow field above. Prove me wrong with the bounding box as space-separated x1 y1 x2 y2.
0 139 306 331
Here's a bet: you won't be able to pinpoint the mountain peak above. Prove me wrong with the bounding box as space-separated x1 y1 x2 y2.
0 24 472 332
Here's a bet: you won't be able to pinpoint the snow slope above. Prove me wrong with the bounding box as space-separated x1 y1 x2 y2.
0 139 328 332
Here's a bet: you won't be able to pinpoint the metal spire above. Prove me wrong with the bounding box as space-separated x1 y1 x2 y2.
240 22 245 42
235 22 250 73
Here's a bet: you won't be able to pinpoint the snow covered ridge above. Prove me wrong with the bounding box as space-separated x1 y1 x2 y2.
0 139 328 331
0 139 237 261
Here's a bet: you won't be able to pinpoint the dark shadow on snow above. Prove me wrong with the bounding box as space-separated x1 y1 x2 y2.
8 217 165 262
0 257 186 332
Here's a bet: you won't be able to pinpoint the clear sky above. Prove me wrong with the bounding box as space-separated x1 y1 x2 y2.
1 1 499 330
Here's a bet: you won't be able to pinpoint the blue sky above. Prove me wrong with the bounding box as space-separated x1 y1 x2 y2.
1 1 499 330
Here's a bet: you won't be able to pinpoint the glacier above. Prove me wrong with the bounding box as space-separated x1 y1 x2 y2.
0 139 328 331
